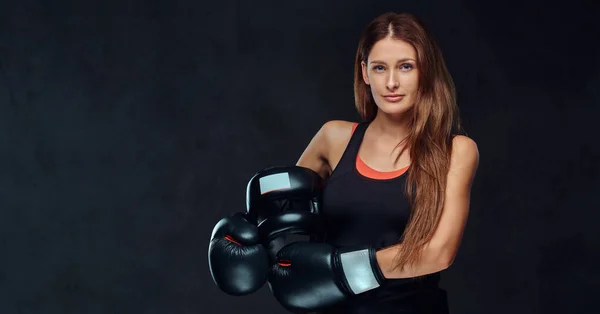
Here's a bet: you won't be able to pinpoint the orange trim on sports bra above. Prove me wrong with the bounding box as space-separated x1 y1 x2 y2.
351 122 409 180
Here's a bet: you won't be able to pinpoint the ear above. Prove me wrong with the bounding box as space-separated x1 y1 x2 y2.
361 61 370 85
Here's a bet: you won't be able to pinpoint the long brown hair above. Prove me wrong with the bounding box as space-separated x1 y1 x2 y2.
353 12 464 272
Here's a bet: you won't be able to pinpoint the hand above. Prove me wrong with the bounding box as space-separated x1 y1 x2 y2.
208 212 270 296
268 242 386 313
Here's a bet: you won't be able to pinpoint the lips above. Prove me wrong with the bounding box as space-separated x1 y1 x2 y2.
383 95 405 102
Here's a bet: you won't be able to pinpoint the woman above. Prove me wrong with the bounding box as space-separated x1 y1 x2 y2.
268 12 479 314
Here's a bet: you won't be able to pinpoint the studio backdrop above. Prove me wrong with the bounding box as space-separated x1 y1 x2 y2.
0 0 598 313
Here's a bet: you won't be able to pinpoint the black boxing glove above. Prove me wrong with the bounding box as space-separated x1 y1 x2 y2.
208 212 270 296
245 166 326 260
268 242 386 313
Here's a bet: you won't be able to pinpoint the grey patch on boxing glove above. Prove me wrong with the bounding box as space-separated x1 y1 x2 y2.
339 249 381 294
259 172 291 194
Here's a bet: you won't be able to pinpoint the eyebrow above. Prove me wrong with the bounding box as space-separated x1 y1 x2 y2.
370 58 416 64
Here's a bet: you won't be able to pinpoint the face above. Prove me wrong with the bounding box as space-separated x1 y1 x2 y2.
361 37 419 117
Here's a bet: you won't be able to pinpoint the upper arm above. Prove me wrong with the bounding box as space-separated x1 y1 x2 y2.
429 135 480 266
296 120 353 180
296 121 333 179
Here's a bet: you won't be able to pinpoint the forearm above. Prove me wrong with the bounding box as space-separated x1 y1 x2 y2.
375 242 451 279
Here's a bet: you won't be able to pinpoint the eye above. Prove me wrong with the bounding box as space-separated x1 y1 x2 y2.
372 65 385 72
400 63 414 71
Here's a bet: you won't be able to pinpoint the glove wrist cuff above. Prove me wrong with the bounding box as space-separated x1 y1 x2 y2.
368 247 386 284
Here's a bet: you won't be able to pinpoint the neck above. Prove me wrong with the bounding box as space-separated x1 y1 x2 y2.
368 109 412 142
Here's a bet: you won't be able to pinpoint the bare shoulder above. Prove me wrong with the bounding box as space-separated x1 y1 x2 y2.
320 120 357 146
450 135 480 173
451 135 479 157
296 120 357 179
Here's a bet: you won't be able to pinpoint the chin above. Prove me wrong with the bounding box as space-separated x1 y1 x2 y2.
376 102 414 116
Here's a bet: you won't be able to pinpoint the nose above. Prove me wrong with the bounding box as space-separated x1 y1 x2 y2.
386 71 399 90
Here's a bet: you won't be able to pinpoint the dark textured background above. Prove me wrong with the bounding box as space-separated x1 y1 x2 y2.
1 0 598 313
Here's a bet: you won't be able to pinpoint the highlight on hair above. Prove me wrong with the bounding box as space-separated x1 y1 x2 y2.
353 12 465 273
